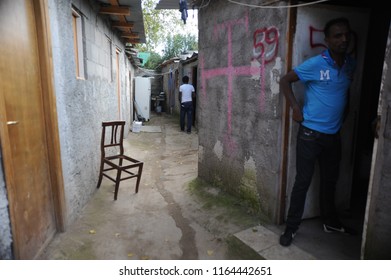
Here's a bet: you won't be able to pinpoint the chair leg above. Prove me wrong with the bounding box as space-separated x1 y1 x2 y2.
96 162 104 189
135 163 143 193
114 170 122 200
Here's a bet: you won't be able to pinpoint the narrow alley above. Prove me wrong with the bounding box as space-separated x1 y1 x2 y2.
37 112 364 261
37 113 261 260
2 0 390 262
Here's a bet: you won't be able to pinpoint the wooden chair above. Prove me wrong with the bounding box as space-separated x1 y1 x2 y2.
96 121 143 200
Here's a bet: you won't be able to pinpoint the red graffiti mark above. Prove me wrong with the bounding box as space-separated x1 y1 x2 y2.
259 54 266 111
213 16 249 40
201 10 281 155
309 26 327 49
309 25 357 57
201 19 280 155
201 15 256 155
253 26 279 64
224 133 238 159
200 52 261 155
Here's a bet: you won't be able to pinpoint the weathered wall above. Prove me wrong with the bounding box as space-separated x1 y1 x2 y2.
197 0 287 222
197 0 391 258
48 0 135 226
363 23 391 259
180 59 198 100
0 150 12 259
161 62 179 114
0 0 136 258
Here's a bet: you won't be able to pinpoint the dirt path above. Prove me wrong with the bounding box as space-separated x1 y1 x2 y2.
38 113 260 260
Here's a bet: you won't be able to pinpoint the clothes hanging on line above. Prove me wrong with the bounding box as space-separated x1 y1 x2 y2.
179 0 188 24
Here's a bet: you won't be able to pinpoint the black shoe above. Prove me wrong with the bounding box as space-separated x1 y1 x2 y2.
279 228 296 247
323 223 357 235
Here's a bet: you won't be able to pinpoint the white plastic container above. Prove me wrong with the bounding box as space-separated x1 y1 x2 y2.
132 121 142 133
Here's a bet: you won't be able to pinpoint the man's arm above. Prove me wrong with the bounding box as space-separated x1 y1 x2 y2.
280 70 303 123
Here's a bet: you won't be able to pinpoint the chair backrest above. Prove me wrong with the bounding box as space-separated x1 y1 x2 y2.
100 121 126 157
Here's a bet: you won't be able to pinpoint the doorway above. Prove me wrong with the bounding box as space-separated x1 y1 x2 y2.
350 10 390 223
0 0 65 259
282 5 390 259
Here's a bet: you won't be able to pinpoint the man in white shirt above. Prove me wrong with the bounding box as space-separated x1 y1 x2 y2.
179 75 195 134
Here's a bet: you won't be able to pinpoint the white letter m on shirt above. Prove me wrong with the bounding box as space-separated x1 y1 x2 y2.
320 69 330 80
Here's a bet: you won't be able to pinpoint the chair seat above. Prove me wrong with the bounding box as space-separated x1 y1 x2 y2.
96 121 143 200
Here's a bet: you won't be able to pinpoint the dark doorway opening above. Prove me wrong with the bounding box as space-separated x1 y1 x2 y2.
286 6 391 260
349 9 390 233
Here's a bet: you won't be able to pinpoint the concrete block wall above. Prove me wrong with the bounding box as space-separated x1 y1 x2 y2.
48 0 134 226
0 0 136 258
197 0 287 222
161 62 179 114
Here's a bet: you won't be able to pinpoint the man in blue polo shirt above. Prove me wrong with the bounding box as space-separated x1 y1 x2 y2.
279 17 356 247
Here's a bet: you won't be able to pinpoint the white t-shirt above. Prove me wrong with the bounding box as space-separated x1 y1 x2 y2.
179 84 195 103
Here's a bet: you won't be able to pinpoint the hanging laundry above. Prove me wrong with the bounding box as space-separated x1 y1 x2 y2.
179 0 188 24
168 68 175 108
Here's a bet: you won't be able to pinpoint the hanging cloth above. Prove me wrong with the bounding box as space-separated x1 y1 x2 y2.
168 68 175 108
179 0 188 24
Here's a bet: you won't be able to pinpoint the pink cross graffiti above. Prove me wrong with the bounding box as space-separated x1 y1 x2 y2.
200 15 279 155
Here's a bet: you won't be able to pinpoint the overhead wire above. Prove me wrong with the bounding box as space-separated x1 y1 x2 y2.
137 1 331 76
226 0 330 8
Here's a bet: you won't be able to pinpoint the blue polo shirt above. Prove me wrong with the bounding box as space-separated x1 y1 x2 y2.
294 50 356 134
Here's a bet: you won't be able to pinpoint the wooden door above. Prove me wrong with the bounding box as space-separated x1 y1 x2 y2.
0 0 57 259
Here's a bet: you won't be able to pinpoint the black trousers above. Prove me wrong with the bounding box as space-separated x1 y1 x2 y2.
180 101 193 132
286 125 341 231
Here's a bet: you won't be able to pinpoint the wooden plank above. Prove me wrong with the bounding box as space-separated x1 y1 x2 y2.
278 3 297 225
99 6 131 16
111 21 134 28
35 0 66 233
125 39 140 44
121 32 139 39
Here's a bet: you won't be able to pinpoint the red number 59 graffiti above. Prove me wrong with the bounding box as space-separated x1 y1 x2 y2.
253 26 279 64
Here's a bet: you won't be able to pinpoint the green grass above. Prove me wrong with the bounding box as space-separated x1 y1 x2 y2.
188 178 260 228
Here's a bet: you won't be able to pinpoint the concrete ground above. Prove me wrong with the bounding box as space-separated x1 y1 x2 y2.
38 112 362 260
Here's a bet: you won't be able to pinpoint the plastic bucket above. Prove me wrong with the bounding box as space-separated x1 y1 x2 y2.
132 121 142 133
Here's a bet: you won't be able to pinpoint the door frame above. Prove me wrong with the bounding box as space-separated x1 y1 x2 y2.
0 0 66 259
278 6 297 224
278 4 374 223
